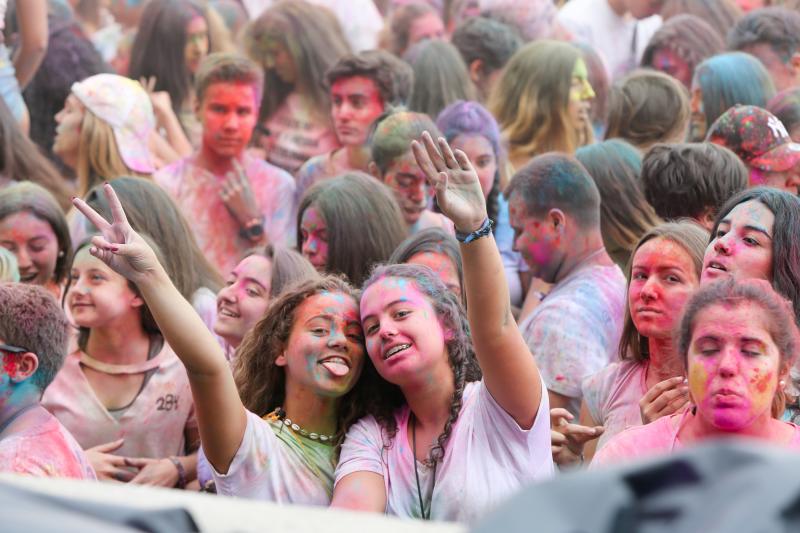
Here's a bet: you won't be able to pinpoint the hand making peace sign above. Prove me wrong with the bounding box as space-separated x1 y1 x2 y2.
72 184 163 285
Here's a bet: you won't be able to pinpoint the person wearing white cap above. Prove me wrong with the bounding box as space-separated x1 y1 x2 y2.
53 73 158 198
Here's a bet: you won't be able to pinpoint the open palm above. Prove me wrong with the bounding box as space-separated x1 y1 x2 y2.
411 131 488 233
72 184 163 285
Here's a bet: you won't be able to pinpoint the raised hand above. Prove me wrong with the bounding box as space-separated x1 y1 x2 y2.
72 184 163 285
411 131 488 234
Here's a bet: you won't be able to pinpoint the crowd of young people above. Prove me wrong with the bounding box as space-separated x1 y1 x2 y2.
2 0 800 525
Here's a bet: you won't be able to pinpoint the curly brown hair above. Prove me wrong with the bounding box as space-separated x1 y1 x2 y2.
232 275 367 447
360 263 481 466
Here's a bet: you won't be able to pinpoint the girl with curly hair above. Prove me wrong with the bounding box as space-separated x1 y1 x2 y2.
331 133 553 522
71 185 369 503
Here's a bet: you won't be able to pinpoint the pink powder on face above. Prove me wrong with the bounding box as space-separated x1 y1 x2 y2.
687 302 780 431
2 353 19 379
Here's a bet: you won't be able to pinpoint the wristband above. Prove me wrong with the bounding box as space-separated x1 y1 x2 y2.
169 456 187 489
455 218 493 244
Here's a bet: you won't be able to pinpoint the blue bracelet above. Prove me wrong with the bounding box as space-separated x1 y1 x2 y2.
455 218 493 244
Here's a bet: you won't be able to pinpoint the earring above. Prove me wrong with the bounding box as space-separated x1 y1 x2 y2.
780 379 787 389
58 250 65 258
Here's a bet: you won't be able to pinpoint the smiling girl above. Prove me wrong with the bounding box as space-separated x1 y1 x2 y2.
331 132 553 521
0 182 72 297
42 240 198 487
70 185 371 503
214 245 317 352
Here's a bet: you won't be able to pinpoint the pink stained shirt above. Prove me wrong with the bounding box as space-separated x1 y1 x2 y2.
41 344 197 459
334 379 554 522
154 152 296 275
582 359 648 452
0 409 96 480
591 411 800 468
518 263 627 417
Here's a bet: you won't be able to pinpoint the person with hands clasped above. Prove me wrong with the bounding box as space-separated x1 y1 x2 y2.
42 237 199 487
331 132 553 522
570 222 708 465
155 53 295 274
70 186 370 503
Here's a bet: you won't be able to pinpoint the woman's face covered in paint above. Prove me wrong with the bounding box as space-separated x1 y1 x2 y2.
0 211 60 286
276 291 365 398
629 237 699 340
214 255 273 347
687 301 784 432
702 200 775 284
567 59 595 135
360 276 449 388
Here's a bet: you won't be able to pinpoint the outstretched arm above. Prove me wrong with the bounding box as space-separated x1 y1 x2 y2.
72 185 246 474
14 0 48 89
412 133 542 429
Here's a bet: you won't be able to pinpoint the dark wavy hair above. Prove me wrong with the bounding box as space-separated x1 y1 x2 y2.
129 0 208 117
709 187 800 324
244 0 350 124
325 50 414 107
297 172 408 286
641 142 748 222
360 263 481 466
233 275 367 447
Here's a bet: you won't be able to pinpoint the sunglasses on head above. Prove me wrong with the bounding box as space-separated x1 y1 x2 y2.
0 344 27 355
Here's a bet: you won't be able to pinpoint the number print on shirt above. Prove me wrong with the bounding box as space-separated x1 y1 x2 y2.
156 394 179 412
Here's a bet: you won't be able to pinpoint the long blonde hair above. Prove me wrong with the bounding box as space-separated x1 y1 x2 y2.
489 40 581 164
76 112 150 197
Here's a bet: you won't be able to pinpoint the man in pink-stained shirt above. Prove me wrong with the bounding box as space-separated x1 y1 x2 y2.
155 53 296 274
0 283 95 481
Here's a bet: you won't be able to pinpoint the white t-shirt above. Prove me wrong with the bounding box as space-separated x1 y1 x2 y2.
211 410 335 504
335 379 554 523
557 0 661 80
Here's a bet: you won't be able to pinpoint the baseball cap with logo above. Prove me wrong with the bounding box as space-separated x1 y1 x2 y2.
71 74 156 174
706 105 800 173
